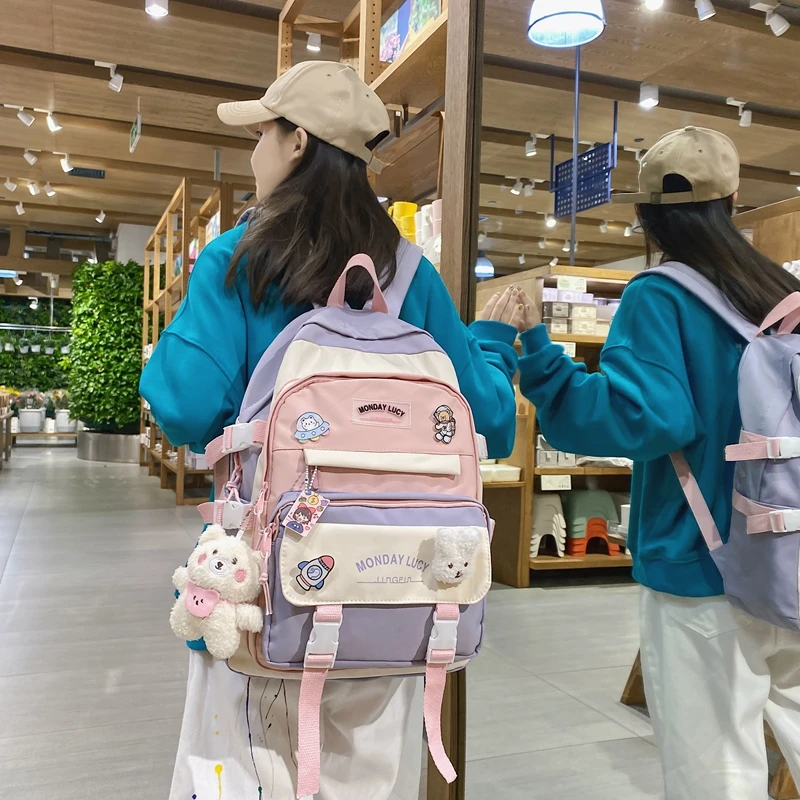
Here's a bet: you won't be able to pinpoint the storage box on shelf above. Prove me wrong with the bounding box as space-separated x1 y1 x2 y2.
140 179 238 505
476 265 636 586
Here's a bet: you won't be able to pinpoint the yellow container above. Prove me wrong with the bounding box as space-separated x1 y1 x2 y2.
388 201 418 220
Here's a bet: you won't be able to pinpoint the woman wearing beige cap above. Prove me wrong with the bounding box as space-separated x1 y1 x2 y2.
514 126 800 798
141 61 523 799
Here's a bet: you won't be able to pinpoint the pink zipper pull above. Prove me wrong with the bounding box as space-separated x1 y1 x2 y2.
259 568 272 615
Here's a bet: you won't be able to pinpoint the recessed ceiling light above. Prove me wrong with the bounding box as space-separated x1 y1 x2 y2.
145 0 169 17
46 113 62 132
4 178 17 192
16 108 35 126
307 32 322 52
44 182 56 197
96 210 106 224
23 150 38 165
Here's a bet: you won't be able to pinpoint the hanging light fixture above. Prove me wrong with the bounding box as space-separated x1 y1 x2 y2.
562 240 571 252
549 257 559 267
638 83 659 110
695 0 715 20
475 252 495 279
527 0 606 49
145 0 169 16
4 178 17 192
13 275 23 286
307 32 322 52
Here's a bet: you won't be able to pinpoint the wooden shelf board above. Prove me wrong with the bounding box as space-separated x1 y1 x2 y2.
483 480 526 489
370 11 447 109
13 431 77 438
535 466 631 476
530 553 633 571
149 447 164 464
550 333 608 346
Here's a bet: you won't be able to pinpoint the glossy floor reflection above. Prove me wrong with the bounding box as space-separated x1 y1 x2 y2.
0 448 661 799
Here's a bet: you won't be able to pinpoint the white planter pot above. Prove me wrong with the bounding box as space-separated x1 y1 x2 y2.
18 346 29 354
3 343 13 352
18 408 43 433
45 347 54 355
60 345 70 354
30 344 41 353
56 409 76 433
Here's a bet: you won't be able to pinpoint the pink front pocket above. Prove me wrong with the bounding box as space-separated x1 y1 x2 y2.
263 375 481 514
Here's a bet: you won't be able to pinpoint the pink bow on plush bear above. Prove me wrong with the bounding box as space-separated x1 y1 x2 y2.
170 525 264 659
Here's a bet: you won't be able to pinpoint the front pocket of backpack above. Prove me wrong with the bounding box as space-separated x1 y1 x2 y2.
263 497 491 668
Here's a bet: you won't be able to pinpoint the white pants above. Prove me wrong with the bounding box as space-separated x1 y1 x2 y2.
639 587 800 799
170 652 424 800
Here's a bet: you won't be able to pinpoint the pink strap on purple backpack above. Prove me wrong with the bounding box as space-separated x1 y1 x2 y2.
669 451 724 552
326 254 389 314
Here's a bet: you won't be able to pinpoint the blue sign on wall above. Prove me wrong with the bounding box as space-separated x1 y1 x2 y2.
69 167 106 180
553 143 614 218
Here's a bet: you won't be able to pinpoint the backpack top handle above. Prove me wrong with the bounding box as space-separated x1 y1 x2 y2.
326 254 389 314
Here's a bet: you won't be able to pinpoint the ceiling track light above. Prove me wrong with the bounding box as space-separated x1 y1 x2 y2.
96 210 106 224
645 0 664 8
145 0 169 17
13 275 23 286
562 240 571 252
58 153 73 173
545 214 557 228
29 297 39 310
599 220 609 233
28 181 40 196
766 10 790 36
518 254 526 265
727 97 752 127
44 182 56 197
307 32 322 52
4 178 17 192
549 257 559 267
639 82 659 110
46 113 62 132
16 107 35 126
510 179 523 196
624 225 633 237
524 183 535 197
525 137 537 158
15 201 25 216
96 61 124 92
23 150 38 166
538 239 547 249
695 0 715 20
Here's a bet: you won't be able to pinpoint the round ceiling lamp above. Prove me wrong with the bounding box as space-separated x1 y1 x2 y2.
527 0 606 48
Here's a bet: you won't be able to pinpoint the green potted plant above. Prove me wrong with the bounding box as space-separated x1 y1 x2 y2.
2 335 14 353
17 388 44 432
18 336 30 355
70 259 143 462
59 335 70 355
44 337 55 355
30 333 43 354
51 388 75 432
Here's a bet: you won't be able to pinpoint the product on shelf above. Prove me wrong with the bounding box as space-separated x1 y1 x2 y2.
543 301 570 318
561 490 621 557
530 494 567 558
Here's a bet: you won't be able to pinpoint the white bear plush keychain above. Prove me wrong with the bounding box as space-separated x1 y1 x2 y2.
432 526 481 585
170 525 264 659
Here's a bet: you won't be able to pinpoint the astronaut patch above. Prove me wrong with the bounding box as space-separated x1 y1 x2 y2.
432 405 456 444
296 555 335 592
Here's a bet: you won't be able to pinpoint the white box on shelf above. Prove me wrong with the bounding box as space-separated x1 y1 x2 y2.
556 276 587 292
11 417 19 433
542 287 559 302
536 449 559 468
541 474 572 491
570 303 597 320
621 504 631 529
536 434 554 451
543 301 570 318
595 321 611 337
570 318 597 335
44 418 56 434
546 319 569 335
557 289 583 304
557 451 577 467
595 305 615 321
553 341 577 357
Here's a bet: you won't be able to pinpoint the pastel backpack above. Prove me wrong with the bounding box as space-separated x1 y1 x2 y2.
199 250 492 798
638 262 800 632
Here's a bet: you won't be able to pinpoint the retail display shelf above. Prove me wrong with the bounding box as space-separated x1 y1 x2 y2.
529 553 633 571
370 11 448 110
483 480 526 489
13 431 78 439
534 466 632 476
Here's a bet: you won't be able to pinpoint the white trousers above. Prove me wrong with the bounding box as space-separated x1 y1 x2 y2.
170 652 424 800
639 587 800 799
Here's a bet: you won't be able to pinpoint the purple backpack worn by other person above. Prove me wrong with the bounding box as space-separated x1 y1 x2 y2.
636 262 800 631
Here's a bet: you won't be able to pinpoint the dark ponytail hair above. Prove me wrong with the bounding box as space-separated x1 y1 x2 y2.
636 174 800 327
228 118 399 310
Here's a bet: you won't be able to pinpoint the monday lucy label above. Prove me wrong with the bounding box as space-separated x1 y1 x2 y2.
352 399 411 428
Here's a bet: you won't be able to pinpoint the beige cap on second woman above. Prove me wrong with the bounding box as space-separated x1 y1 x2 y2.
613 126 740 205
217 61 390 173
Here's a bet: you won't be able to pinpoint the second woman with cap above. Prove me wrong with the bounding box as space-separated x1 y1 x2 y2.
514 126 800 799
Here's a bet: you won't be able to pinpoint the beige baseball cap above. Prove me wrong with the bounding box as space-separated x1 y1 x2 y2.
217 61 390 174
613 126 740 205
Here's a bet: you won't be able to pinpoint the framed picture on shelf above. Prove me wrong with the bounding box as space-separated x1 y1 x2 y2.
380 0 440 63
205 211 221 245
188 237 200 273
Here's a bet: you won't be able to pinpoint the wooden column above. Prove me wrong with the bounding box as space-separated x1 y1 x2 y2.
428 1 485 797
358 0 381 84
438 0 485 323
277 0 309 76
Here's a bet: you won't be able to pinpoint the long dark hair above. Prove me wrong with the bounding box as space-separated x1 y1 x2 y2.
636 174 800 327
228 118 399 309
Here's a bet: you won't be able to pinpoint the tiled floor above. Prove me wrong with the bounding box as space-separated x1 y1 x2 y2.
0 448 662 799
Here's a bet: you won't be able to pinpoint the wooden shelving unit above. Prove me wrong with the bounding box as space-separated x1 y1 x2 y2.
140 179 237 505
0 408 12 468
479 266 636 584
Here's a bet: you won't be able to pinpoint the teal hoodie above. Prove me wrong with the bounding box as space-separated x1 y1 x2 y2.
519 273 745 598
140 224 519 460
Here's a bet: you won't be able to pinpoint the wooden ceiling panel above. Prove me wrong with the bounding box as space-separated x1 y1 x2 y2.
480 185 628 224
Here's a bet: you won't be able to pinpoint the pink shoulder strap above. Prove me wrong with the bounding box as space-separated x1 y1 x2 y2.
761 292 800 335
326 254 389 314
670 451 723 552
